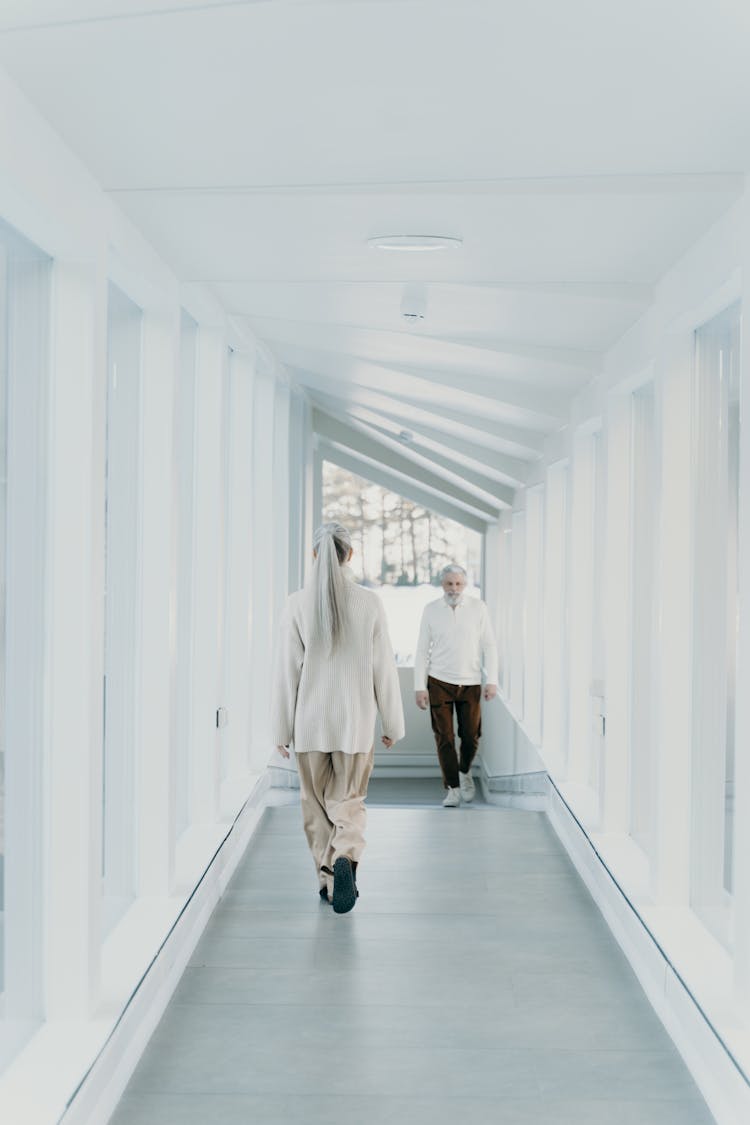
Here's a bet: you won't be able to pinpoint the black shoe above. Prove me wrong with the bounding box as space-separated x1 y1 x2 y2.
332 857 357 914
318 886 330 904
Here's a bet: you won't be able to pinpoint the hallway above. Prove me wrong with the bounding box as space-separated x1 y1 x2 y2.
111 782 712 1125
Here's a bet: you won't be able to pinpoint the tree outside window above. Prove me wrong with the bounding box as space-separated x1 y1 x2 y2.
321 461 482 664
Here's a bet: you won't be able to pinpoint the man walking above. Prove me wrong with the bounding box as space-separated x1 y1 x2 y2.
414 565 498 807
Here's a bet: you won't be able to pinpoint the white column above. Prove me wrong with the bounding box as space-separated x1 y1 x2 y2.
273 380 291 622
223 351 255 786
136 307 177 894
189 328 224 824
483 521 502 638
312 443 323 531
249 368 276 768
600 394 632 833
566 431 596 787
3 257 50 1019
542 461 569 776
287 388 312 592
734 186 750 1003
509 510 526 717
524 487 544 743
45 260 105 1017
651 336 694 905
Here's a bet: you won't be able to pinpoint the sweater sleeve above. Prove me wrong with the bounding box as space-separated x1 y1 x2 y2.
270 598 305 746
373 602 406 742
480 601 499 685
413 605 432 692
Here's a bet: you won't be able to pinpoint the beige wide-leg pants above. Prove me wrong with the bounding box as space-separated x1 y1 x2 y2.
296 749 375 896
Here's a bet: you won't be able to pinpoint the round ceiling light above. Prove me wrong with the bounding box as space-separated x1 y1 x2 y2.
367 235 462 252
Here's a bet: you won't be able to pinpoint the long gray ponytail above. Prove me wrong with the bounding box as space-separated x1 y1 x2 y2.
312 521 352 651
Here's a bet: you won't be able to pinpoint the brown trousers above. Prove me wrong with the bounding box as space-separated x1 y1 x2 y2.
427 676 482 789
296 750 374 896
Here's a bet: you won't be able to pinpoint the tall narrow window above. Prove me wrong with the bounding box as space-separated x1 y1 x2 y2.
691 302 740 944
542 462 568 768
0 241 7 1005
0 220 49 1062
725 359 739 894
498 526 513 697
102 284 142 935
629 386 657 856
524 488 545 742
568 431 599 790
509 511 526 718
218 350 232 783
173 312 197 839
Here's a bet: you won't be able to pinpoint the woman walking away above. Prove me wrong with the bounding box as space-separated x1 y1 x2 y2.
271 522 405 914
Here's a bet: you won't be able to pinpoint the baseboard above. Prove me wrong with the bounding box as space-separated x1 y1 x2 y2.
478 765 550 810
269 759 443 782
267 763 300 788
371 761 442 779
547 779 750 1125
60 774 272 1125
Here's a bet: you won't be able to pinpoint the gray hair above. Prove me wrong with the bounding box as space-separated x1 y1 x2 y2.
440 564 467 580
312 522 353 650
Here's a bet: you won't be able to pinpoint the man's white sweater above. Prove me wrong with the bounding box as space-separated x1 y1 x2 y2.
271 568 405 755
413 595 498 692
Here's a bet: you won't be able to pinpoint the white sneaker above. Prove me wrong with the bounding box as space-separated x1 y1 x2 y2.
459 771 476 802
442 787 461 808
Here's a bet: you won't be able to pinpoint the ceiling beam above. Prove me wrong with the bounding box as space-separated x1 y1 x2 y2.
292 367 548 458
221 279 653 305
308 390 528 486
317 441 488 535
356 417 518 503
313 410 503 520
272 342 568 427
246 314 600 376
111 172 743 198
313 400 514 508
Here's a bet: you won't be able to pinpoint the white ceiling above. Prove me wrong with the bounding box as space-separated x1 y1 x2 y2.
0 0 748 521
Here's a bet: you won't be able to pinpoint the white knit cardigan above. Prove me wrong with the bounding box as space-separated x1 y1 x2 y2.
271 568 405 755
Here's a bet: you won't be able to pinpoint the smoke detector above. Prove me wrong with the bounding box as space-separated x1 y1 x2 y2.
400 283 427 324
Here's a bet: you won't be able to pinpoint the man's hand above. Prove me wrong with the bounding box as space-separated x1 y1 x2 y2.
381 735 394 749
483 684 498 702
415 691 429 711
276 744 291 759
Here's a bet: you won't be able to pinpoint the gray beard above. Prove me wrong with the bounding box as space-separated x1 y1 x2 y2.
444 593 462 606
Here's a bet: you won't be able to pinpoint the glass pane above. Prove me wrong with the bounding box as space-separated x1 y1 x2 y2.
724 317 740 893
321 461 482 665
102 283 142 935
499 527 513 697
0 244 7 998
218 352 232 783
690 302 740 943
174 312 197 838
510 511 526 717
542 463 568 765
0 219 49 1060
524 488 544 742
630 386 657 855
589 432 605 797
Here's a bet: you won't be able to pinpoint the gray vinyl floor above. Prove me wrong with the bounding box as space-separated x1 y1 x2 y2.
111 779 715 1125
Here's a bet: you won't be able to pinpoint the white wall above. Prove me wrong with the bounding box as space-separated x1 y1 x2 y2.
0 64 298 1123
